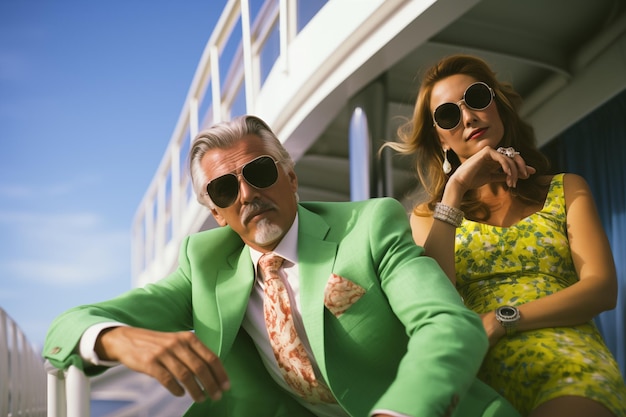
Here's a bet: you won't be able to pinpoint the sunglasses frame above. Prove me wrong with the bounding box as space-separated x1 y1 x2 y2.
432 82 495 130
205 155 280 208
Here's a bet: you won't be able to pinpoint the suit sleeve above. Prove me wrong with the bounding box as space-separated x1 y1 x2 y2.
368 198 488 415
43 236 196 376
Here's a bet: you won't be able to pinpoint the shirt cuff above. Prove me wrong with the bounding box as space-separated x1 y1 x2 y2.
371 409 411 417
79 322 127 367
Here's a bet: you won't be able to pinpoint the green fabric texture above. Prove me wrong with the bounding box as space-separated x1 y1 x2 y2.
44 198 520 417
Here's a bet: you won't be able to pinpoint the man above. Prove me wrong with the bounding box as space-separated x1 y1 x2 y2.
44 115 519 417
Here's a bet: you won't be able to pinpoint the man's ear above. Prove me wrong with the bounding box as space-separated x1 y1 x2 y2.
288 169 298 193
210 208 228 227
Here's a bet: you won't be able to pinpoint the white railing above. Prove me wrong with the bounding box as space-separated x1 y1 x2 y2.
130 0 304 288
0 307 47 417
45 365 89 417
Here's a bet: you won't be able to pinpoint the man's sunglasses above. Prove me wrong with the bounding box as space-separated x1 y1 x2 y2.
206 155 280 208
433 82 495 130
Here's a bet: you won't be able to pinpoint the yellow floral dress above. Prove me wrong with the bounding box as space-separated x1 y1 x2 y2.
455 174 626 417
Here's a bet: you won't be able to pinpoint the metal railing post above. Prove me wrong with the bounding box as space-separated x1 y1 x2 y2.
46 364 90 417
66 365 90 417
47 369 66 417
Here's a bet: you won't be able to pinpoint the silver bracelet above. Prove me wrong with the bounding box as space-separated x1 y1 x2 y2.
433 203 464 227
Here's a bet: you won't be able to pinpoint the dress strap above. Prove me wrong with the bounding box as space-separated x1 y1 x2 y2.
542 173 566 214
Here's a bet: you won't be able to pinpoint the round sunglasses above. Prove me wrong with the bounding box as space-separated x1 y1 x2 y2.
433 82 495 130
206 155 280 208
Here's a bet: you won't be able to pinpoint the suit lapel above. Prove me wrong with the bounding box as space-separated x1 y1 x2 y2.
210 206 338 381
215 246 255 357
296 205 337 382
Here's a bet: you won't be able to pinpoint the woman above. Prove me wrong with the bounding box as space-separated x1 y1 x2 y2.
385 54 626 417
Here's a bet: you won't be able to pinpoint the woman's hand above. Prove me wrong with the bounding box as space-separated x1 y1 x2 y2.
447 146 536 195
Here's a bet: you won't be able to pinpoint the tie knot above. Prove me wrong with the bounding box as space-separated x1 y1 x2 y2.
258 252 284 280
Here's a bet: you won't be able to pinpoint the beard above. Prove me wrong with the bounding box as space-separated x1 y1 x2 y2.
253 218 284 246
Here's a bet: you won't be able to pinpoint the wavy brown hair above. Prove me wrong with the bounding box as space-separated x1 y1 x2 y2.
385 54 551 220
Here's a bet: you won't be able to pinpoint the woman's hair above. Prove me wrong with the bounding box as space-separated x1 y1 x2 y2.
189 115 294 208
385 54 550 220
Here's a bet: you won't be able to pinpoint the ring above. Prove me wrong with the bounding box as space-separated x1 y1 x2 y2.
496 147 520 158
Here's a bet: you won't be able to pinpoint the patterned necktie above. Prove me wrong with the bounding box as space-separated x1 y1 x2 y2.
259 252 336 404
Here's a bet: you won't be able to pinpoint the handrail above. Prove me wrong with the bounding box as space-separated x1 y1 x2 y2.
0 307 47 416
130 0 291 288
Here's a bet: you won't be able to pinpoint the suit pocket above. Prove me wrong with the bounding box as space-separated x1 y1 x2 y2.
323 273 367 317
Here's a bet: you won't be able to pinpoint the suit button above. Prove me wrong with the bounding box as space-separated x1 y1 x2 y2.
50 347 62 355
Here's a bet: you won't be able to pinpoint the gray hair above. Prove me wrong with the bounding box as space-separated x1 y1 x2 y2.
189 115 295 208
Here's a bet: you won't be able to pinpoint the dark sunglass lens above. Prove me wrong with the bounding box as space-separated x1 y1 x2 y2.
434 103 461 129
466 83 492 110
243 156 278 188
207 174 239 208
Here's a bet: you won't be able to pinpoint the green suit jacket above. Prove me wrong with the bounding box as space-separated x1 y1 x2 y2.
44 198 519 417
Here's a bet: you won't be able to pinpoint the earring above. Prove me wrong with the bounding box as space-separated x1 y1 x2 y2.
442 149 452 174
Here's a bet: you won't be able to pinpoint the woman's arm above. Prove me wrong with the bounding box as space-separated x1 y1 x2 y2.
483 173 617 345
411 146 533 284
411 207 458 284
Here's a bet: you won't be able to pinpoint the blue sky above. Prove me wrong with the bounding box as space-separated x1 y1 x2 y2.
0 0 226 349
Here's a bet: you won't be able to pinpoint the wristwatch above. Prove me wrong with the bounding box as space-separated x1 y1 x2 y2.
495 305 520 336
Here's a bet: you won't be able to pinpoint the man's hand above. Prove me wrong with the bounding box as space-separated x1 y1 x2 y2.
96 326 230 402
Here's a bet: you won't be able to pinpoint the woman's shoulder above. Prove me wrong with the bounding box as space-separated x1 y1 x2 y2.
549 173 592 200
547 172 589 188
409 203 436 247
539 172 588 195
541 173 594 213
561 172 589 188
561 173 595 208
411 201 433 215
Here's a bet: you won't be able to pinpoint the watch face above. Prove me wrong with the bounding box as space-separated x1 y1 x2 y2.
500 307 516 317
496 306 520 323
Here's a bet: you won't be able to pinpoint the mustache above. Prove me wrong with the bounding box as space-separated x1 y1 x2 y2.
241 199 278 224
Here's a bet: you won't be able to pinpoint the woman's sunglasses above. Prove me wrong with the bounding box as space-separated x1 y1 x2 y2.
206 155 280 208
433 82 495 130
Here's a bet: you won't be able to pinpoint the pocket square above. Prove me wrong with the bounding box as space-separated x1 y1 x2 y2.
323 274 366 317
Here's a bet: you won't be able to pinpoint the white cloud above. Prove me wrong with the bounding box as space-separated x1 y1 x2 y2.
0 176 101 199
